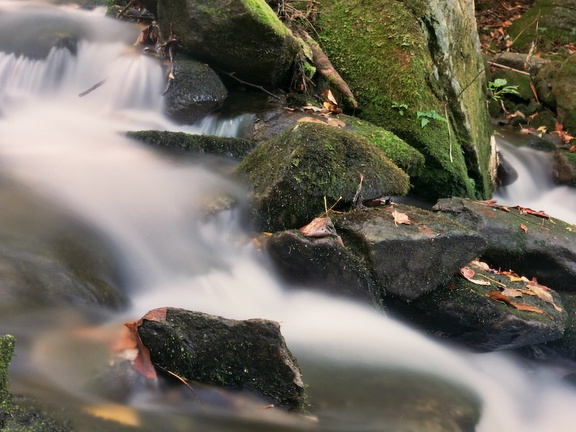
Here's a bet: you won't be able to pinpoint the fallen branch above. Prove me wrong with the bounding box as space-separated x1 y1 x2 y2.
217 70 284 102
487 61 531 76
116 0 137 19
295 29 358 109
78 78 106 97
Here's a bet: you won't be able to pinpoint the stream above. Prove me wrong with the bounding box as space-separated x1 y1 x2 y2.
1 2 576 431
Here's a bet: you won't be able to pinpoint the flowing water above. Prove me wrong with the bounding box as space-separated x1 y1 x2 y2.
1 2 576 431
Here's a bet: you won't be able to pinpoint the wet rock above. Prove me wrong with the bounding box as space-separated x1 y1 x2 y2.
393 265 567 351
305 362 481 432
553 151 576 186
126 130 255 160
265 229 379 305
333 205 486 300
496 150 518 187
164 55 228 124
137 308 307 411
236 122 409 232
0 179 126 312
155 0 300 88
433 197 576 293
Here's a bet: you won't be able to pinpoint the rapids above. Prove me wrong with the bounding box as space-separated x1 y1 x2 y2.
1 2 576 431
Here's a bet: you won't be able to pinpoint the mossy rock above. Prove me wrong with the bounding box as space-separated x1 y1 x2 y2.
236 122 410 232
316 0 494 200
508 0 576 52
127 130 255 160
155 0 300 87
553 55 576 135
137 308 307 411
393 264 567 351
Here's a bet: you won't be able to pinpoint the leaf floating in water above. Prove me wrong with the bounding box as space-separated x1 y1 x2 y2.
392 210 411 226
84 403 140 427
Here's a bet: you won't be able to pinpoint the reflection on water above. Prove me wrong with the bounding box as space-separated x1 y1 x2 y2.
1 3 576 431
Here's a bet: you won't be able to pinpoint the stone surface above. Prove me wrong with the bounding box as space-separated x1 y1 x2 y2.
316 0 495 200
433 197 576 293
137 308 307 411
333 204 487 300
155 0 300 87
265 229 379 305
236 122 410 232
163 55 228 124
394 265 567 351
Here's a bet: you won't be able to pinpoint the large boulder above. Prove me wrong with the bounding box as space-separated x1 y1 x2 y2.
137 308 307 411
433 197 576 292
163 55 228 124
154 0 300 88
332 204 486 300
508 0 576 51
392 262 567 351
316 0 495 200
0 179 126 312
236 121 410 232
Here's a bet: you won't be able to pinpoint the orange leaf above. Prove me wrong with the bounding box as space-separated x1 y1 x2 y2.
510 302 545 314
487 291 513 305
520 224 528 233
300 216 336 237
124 320 157 379
460 267 491 285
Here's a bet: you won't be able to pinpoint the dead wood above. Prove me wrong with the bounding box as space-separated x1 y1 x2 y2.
295 29 358 109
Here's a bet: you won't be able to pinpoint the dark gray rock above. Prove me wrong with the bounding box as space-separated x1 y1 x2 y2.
137 308 307 411
126 130 255 160
394 265 567 351
333 205 487 300
433 197 576 293
164 56 228 124
155 0 300 88
236 122 410 232
265 229 379 305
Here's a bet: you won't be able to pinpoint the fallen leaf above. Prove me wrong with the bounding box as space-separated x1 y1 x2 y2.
124 320 158 379
470 260 491 271
510 302 545 314
460 267 491 285
418 226 436 235
300 216 337 237
297 116 326 124
487 291 512 305
84 404 140 427
501 288 523 297
325 117 346 128
392 210 411 226
520 224 528 233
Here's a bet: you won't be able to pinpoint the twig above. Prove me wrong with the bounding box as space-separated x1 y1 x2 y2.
78 79 106 97
116 0 137 19
218 70 283 102
487 62 531 76
352 173 364 208
444 104 453 163
154 363 201 402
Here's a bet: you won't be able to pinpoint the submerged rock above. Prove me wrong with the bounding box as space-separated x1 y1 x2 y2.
236 122 410 232
433 197 576 293
0 179 126 312
137 308 307 411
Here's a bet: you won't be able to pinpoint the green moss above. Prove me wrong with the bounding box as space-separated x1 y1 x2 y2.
317 0 491 200
243 0 289 37
342 116 425 177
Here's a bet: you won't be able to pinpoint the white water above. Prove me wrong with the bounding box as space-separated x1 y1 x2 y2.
1 3 576 431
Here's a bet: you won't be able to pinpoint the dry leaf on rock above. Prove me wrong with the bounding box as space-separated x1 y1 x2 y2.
392 210 411 226
300 216 337 237
460 267 491 285
470 260 491 272
520 224 528 233
509 302 545 314
501 287 523 298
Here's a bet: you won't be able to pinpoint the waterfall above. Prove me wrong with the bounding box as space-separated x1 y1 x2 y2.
1 3 576 431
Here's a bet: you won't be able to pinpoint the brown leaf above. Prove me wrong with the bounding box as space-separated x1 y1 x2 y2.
487 291 513 305
469 260 491 272
520 224 528 233
297 116 326 124
510 302 545 314
124 320 157 379
392 210 411 226
300 216 337 237
418 226 435 235
325 117 346 128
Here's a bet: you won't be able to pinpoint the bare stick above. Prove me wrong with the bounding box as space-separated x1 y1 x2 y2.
78 79 106 97
218 70 283 102
487 62 531 76
117 0 137 19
